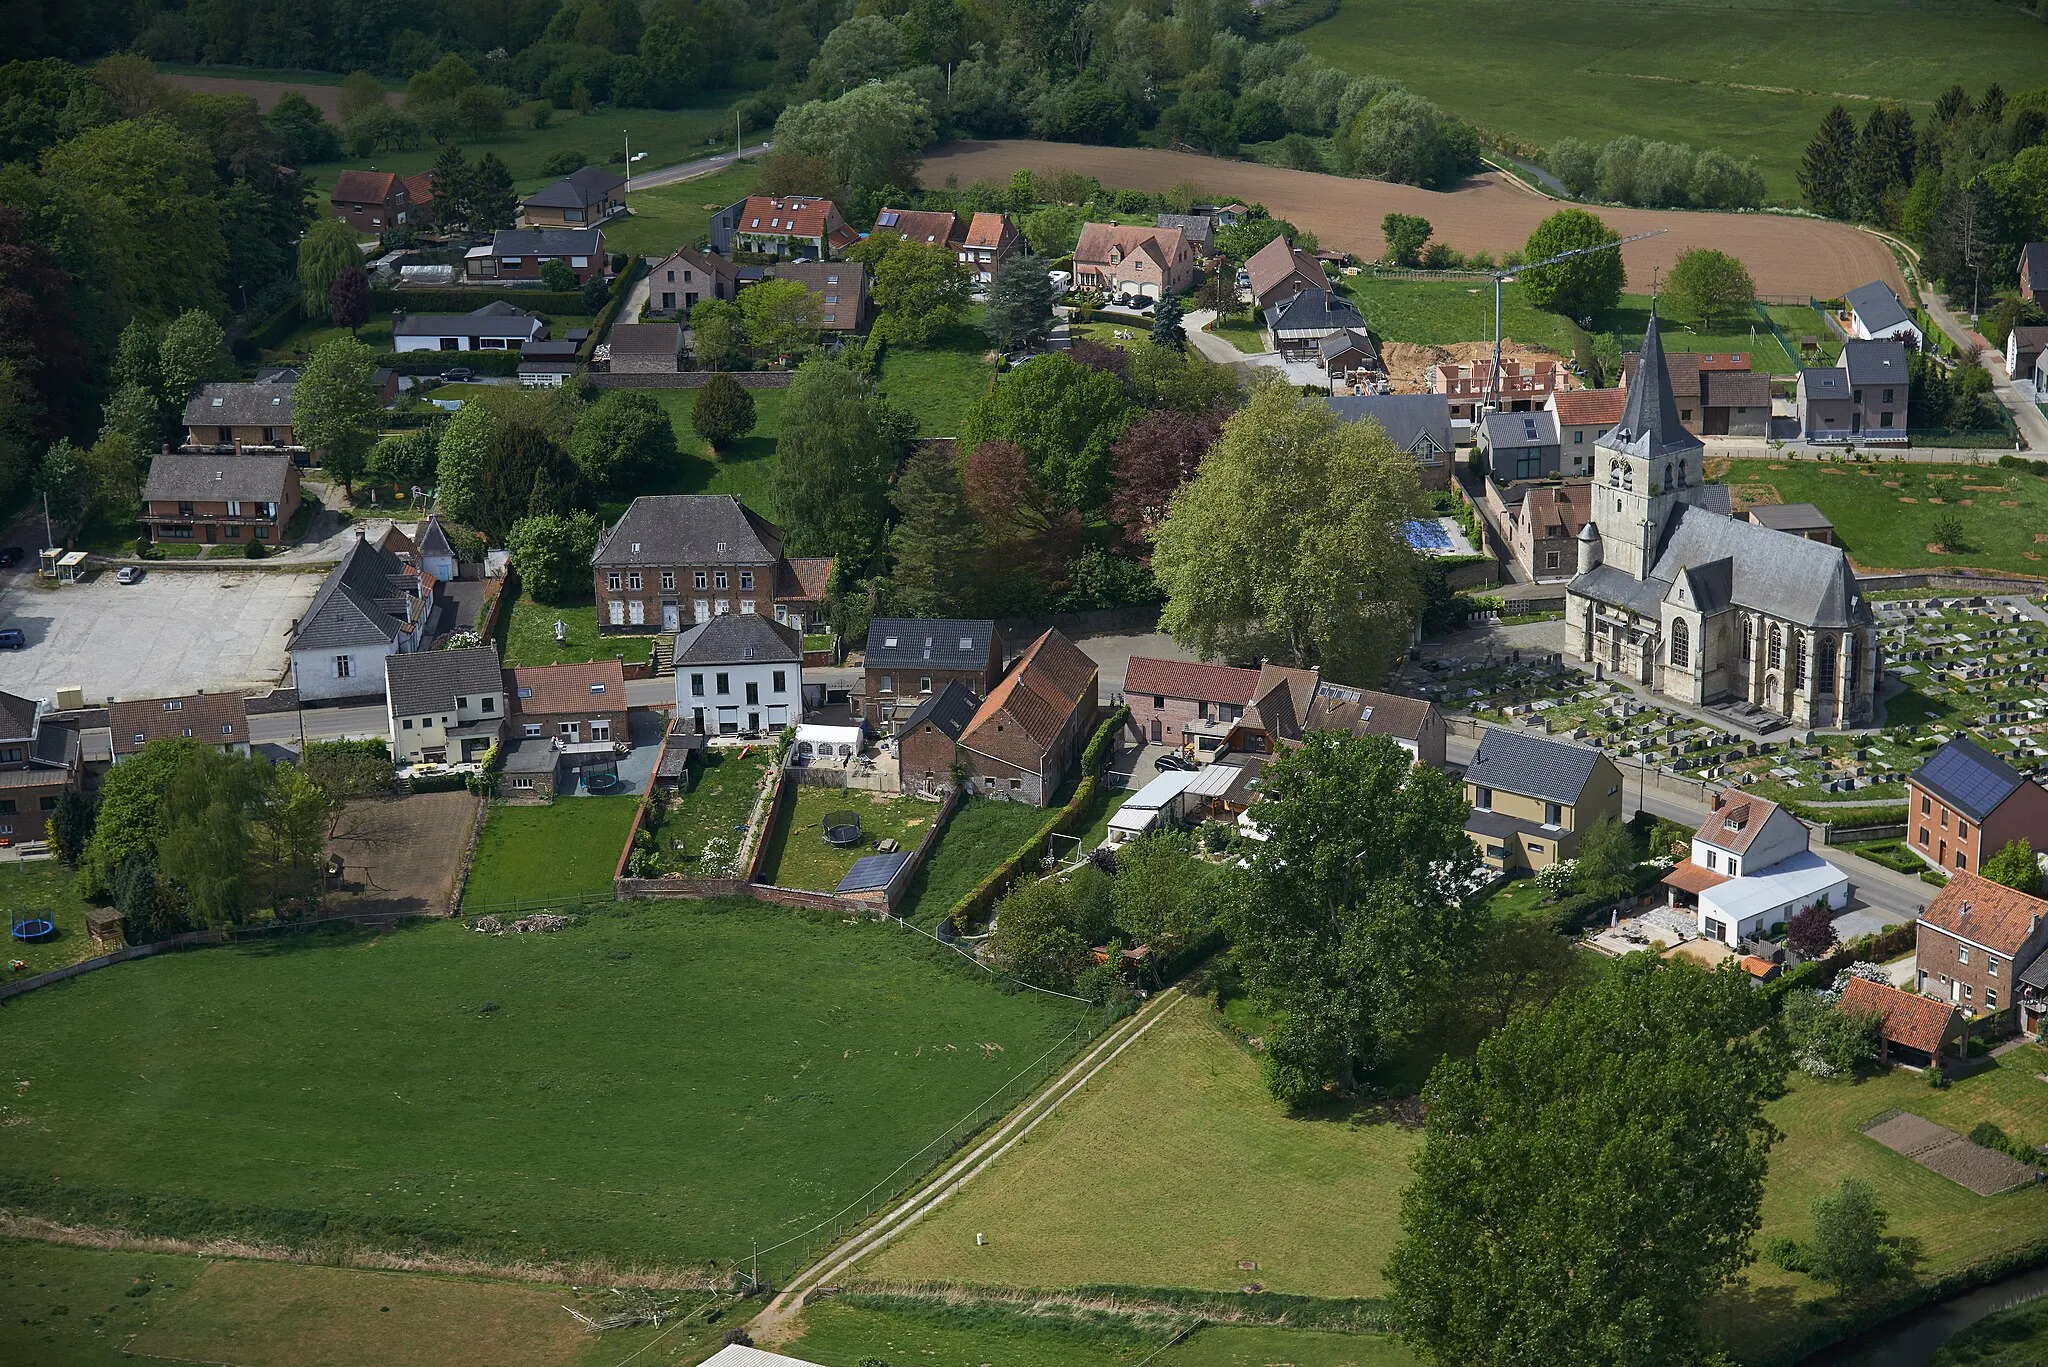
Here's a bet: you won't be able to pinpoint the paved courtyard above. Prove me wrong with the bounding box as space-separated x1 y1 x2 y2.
0 565 319 701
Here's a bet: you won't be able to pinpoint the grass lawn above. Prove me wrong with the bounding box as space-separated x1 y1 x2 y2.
497 589 658 668
1074 788 1135 853
634 384 787 521
0 859 104 972
1711 459 2048 577
597 162 758 258
1763 303 1840 364
1295 0 2048 203
1340 276 1589 359
1599 295 1797 374
789 1300 1421 1367
859 996 1423 1298
895 797 1052 927
759 787 945 893
650 745 773 871
261 319 395 363
875 320 997 437
461 795 639 908
0 901 1086 1280
0 1237 691 1367
1932 1292 2048 1366
1206 313 1269 354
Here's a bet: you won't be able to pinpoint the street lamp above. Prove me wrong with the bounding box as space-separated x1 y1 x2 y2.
623 132 647 194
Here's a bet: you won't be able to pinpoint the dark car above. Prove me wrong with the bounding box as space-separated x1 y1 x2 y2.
1153 752 1197 772
0 628 24 649
441 367 475 382
0 546 21 568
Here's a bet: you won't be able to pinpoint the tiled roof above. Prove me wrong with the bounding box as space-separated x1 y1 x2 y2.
401 172 434 208
1253 665 1320 734
770 261 868 329
1124 656 1260 706
1662 860 1731 895
962 212 1017 249
874 207 960 245
608 322 681 355
962 629 1097 767
594 495 784 568
107 693 249 755
775 556 834 602
182 378 296 429
737 196 843 240
1550 386 1627 426
1464 726 1606 804
1691 791 1786 855
673 613 802 666
1838 975 1957 1056
144 452 294 502
1911 736 2027 824
1701 369 1771 409
1073 222 1187 268
1304 683 1438 743
506 660 626 716
0 689 38 740
1923 869 2048 956
384 645 503 718
332 170 398 204
1243 234 1328 301
1521 483 1591 539
865 619 998 671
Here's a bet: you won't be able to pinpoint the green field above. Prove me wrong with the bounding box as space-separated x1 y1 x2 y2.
1933 1292 2048 1367
1296 0 2048 203
637 384 787 520
0 902 1086 1280
1205 313 1269 354
895 798 1052 926
876 321 998 437
461 795 639 907
600 162 758 258
1714 459 2048 576
1340 276 1589 359
497 588 659 668
1600 296 1798 374
0 859 102 972
760 787 946 893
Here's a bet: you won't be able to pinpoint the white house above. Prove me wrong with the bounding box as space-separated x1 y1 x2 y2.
1664 791 1849 946
674 613 804 736
391 301 546 353
288 534 435 702
1842 281 1924 348
384 645 505 766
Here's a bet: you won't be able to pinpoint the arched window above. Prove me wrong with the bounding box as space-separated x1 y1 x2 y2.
1623 464 1634 491
1742 616 1753 657
1768 624 1783 670
1664 463 1673 490
1676 459 1688 487
1817 635 1837 690
1793 631 1809 690
1848 634 1860 689
1609 461 1621 487
1670 618 1690 668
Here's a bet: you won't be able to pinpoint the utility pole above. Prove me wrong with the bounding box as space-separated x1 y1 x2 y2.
624 129 632 194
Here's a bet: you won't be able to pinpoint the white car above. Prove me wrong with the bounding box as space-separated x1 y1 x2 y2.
116 565 144 584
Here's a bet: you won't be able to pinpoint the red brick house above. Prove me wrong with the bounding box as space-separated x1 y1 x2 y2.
2023 243 2048 307
1916 870 2048 1030
960 629 1099 806
731 196 859 259
873 207 962 248
1072 223 1194 301
958 212 1024 285
1907 736 2048 875
0 690 79 847
330 170 426 235
140 452 302 548
896 680 980 796
1125 657 1260 749
861 619 1003 729
646 247 737 316
107 692 251 760
467 228 606 284
591 494 831 634
506 660 630 746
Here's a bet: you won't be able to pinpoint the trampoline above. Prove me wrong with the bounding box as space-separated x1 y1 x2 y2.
10 907 56 943
822 809 864 847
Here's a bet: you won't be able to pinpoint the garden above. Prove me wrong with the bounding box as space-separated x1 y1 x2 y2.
756 785 948 893
0 859 104 973
459 795 640 909
627 744 774 878
895 797 1058 927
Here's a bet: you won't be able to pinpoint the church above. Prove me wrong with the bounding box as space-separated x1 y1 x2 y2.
1564 313 1879 730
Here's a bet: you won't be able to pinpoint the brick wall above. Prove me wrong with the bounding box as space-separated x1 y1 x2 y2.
587 371 795 390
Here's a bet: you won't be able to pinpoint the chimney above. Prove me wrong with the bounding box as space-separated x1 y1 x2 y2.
1711 791 1725 811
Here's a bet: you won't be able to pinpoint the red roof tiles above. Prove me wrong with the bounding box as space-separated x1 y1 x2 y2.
1838 975 1959 1057
1123 656 1261 706
1923 869 2048 956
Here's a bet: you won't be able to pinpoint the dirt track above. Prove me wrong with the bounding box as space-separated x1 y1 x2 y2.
162 73 393 121
922 140 1902 299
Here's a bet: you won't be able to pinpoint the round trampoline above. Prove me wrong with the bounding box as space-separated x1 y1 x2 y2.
10 907 56 943
822 809 863 847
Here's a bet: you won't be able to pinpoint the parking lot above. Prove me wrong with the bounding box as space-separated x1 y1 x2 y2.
0 564 319 701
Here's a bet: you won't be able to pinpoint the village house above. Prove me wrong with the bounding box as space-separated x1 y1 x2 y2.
872 207 961 248
391 302 546 353
607 322 683 373
107 692 251 761
466 227 606 284
1548 387 1627 475
592 495 831 634
1241 234 1329 313
645 247 737 316
1837 976 1968 1068
1917 870 2048 1031
1300 682 1447 768
896 681 980 797
1907 736 2048 875
860 619 1004 730
1319 330 1380 389
729 196 858 258
2023 243 2048 307
1795 340 1911 444
1843 280 1925 347
1503 482 1592 583
1461 726 1622 874
1622 350 1764 436
0 689 79 847
1747 502 1835 543
770 261 872 333
2005 326 2048 400
181 373 299 450
959 628 1098 806
673 613 804 736
1154 212 1215 255
1126 657 1260 749
1661 790 1847 947
958 211 1024 285
1432 357 1574 421
140 451 301 548
288 533 436 702
1263 289 1366 361
329 170 430 235
1326 393 1453 489
384 645 505 767
517 339 580 387
1479 409 1564 484
520 166 625 228
1071 223 1195 301
507 660 628 746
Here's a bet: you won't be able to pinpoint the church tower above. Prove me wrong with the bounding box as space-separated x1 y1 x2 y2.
1589 309 1710 579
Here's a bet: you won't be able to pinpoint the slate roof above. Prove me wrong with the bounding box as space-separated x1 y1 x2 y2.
673 613 802 666
1599 309 1702 463
1302 682 1437 743
1799 367 1849 401
1748 502 1834 533
0 689 38 740
1692 791 1788 856
521 339 579 358
523 165 623 210
1923 869 2048 956
1124 656 1260 705
490 227 604 257
1910 736 2028 824
1838 976 1959 1057
1318 328 1378 364
384 645 503 718
143 452 294 502
961 629 1097 768
1481 409 1560 451
1325 393 1453 454
1701 369 1771 409
1574 501 1866 628
1463 726 1606 804
2024 243 2048 288
608 322 681 356
107 693 248 756
865 619 997 671
873 207 960 245
182 379 296 428
899 679 980 741
1263 289 1364 335
416 515 455 562
2019 943 2048 995
290 537 430 651
507 660 626 716
1154 213 1214 248
1842 339 1910 387
1846 280 1914 335
1550 386 1627 427
391 301 542 337
593 495 784 568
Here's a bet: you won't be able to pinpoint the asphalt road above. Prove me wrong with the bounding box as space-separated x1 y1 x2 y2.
629 140 773 193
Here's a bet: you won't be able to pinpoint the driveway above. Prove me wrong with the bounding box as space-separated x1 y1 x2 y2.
1921 290 2048 452
0 566 318 700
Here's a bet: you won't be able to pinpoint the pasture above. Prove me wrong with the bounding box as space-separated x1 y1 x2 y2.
0 902 1087 1280
1296 0 2048 203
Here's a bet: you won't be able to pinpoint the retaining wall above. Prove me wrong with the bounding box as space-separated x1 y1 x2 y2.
585 371 796 389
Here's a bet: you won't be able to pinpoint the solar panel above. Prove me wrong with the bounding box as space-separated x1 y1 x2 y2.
1920 742 2020 820
836 851 911 895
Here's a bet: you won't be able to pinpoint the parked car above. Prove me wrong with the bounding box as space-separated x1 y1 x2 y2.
1153 752 1197 772
116 565 145 584
0 628 24 649
441 367 475 382
0 546 21 567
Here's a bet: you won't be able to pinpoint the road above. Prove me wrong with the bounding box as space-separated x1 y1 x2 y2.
250 677 687 746
1921 291 2048 452
628 140 772 193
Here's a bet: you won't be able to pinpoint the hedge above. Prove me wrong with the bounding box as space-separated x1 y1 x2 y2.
580 255 645 362
245 298 305 352
374 287 587 315
944 705 1129 933
408 771 471 794
385 351 524 376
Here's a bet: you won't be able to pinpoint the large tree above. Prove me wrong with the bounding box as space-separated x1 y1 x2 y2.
506 511 604 603
1109 828 1218 965
473 424 582 541
1664 248 1755 330
1518 209 1625 319
739 276 823 362
771 358 910 569
851 235 973 345
690 297 747 370
887 438 981 617
1108 407 1225 545
77 737 200 902
1226 731 1482 1101
1851 102 1917 227
772 79 935 196
960 351 1133 514
156 309 234 413
294 336 380 495
1150 382 1425 684
43 117 225 321
297 215 361 320
569 389 674 493
983 252 1053 351
1386 957 1783 1367
328 266 373 335
435 400 498 526
690 372 756 450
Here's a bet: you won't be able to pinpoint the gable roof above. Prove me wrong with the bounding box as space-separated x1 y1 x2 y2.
1124 656 1260 706
1747 502 1833 533
1253 665 1320 735
1263 289 1364 334
415 514 455 562
775 556 835 603
523 165 624 209
182 378 296 428
0 689 41 741
865 619 998 671
1799 366 1849 400
1846 280 1914 335
332 169 399 204
962 211 1018 250
673 613 802 666
1520 483 1592 538
2024 242 2048 285
506 660 626 715
1325 393 1453 454
390 301 542 337
143 452 294 502
1700 369 1771 409
1318 328 1377 363
401 172 434 208
771 261 869 328
1910 736 2029 824
962 629 1097 765
873 207 960 245
1842 339 1910 387
1243 235 1328 301
1600 310 1702 463
290 536 428 651
1464 726 1606 804
900 679 980 740
1072 222 1187 268
1311 683 1437 743
608 322 681 356
594 495 784 567
490 227 603 257
384 645 504 718
1481 408 1560 451
1154 212 1214 247
1692 791 1789 855
1575 501 1866 628
105 693 249 756
1923 869 2048 956
1550 386 1627 427
1838 976 1958 1056
736 196 845 242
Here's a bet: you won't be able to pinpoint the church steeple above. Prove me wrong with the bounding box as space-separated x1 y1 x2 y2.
1588 308 1711 580
1606 306 1703 463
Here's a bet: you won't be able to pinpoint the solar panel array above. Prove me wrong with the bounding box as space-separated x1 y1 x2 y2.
835 851 912 895
1918 741 2021 821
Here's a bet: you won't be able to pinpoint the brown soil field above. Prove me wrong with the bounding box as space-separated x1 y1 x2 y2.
162 73 393 120
923 140 1904 299
326 789 481 919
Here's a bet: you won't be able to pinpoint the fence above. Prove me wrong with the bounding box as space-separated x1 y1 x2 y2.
585 371 797 390
1821 822 1907 846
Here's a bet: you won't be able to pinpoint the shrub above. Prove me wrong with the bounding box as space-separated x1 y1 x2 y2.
1764 1235 1809 1273
243 539 267 559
